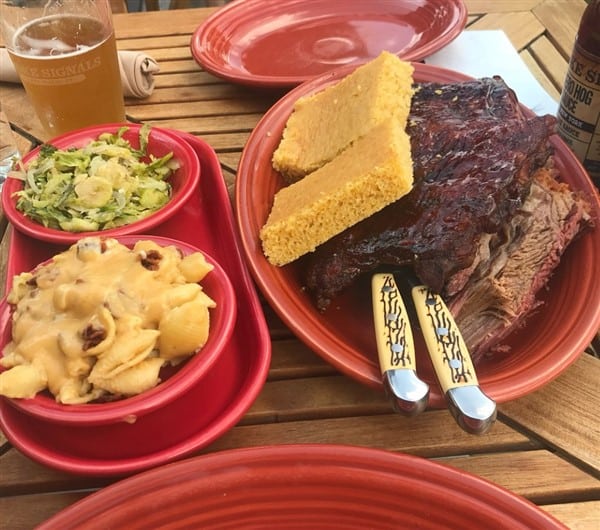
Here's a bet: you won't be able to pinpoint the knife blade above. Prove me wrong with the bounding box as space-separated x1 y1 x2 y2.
405 273 497 435
371 273 429 416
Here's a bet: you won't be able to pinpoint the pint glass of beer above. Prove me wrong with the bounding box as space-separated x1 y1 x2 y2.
1 0 126 137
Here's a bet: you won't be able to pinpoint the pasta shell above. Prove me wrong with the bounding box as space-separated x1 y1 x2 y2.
66 356 94 378
143 284 204 327
93 357 164 396
195 290 216 309
89 328 160 381
158 299 210 360
178 252 213 283
57 330 85 358
0 363 48 399
76 237 105 261
83 306 117 355
165 283 203 308
58 377 103 404
0 347 26 369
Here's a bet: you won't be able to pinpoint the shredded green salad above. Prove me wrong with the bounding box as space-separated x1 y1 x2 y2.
10 124 178 232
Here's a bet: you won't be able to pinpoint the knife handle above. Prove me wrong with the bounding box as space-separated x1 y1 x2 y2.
372 273 429 416
372 273 417 373
410 285 477 392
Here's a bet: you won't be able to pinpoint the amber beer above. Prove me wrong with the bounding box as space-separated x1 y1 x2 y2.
7 13 125 137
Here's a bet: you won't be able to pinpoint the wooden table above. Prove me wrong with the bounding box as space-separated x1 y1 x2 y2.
1 1 599 528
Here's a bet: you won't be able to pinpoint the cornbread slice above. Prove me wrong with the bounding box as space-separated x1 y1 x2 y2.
272 51 414 182
261 118 413 266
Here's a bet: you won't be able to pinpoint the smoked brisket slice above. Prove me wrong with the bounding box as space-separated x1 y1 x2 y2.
448 168 591 361
302 76 592 358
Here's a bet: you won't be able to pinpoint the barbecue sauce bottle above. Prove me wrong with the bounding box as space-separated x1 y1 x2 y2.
557 0 600 189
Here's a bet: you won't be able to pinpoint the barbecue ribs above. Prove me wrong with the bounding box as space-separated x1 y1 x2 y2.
301 76 592 360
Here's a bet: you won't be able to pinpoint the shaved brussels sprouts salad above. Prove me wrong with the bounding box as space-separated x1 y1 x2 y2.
9 124 178 232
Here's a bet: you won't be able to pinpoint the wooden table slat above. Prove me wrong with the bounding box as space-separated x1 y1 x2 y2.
242 374 391 423
206 413 538 457
112 8 216 38
128 45 194 62
444 450 600 504
145 58 207 75
499 354 600 473
465 0 545 13
154 71 236 88
139 82 275 104
268 338 338 379
532 0 586 57
542 500 600 530
126 99 272 120
466 11 546 50
527 34 569 92
117 34 193 51
0 492 92 530
217 152 244 175
519 48 562 101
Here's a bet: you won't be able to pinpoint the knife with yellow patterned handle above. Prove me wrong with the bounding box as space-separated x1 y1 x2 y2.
409 281 497 434
371 273 429 416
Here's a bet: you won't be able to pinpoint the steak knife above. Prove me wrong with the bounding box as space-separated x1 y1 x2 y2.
371 273 429 416
406 274 497 435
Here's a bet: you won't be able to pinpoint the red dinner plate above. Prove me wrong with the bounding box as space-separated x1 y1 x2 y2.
191 0 467 88
235 62 600 408
37 445 567 529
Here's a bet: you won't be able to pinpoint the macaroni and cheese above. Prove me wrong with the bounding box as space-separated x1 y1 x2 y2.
0 237 215 404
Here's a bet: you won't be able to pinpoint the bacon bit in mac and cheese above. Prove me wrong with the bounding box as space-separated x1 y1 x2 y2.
0 237 215 404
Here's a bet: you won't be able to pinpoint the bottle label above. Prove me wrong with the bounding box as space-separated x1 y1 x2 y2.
557 43 600 180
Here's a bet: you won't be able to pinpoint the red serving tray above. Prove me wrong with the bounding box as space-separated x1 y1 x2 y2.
0 133 272 476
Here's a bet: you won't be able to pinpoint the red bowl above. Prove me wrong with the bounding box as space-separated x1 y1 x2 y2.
0 234 237 426
1 124 200 245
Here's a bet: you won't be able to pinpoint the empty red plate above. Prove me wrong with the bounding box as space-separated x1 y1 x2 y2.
37 444 567 529
191 0 467 88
